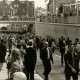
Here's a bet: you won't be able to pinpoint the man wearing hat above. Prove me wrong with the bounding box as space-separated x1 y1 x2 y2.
64 41 79 80
40 41 54 80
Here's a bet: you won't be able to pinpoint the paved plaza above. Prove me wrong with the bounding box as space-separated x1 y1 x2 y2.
0 49 80 80
0 63 43 80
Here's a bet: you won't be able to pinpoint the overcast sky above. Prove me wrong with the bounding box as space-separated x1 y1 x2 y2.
32 0 47 8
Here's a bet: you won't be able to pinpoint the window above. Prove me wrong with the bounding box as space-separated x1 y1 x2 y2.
17 4 18 7
14 4 16 7
14 4 18 7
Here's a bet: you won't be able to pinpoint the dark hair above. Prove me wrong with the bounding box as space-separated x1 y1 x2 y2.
68 40 73 47
17 44 21 49
28 41 32 46
1 39 4 44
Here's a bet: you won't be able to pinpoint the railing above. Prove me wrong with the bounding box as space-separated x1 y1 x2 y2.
0 21 35 34
36 16 80 24
0 21 35 24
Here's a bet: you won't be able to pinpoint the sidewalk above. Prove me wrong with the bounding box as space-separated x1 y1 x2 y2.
0 63 8 80
0 63 43 80
35 49 80 80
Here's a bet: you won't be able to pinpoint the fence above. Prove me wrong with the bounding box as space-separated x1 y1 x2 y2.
37 16 80 24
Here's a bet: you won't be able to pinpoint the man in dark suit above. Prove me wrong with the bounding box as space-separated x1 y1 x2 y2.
59 36 66 65
40 41 54 80
23 41 37 80
64 41 79 80
0 39 6 71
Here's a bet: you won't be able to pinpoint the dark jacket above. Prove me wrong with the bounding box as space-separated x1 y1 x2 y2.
0 43 6 62
59 39 65 53
24 47 37 69
64 52 79 75
40 47 53 63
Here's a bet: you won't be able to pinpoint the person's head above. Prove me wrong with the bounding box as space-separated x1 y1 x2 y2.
44 41 48 48
1 39 4 44
12 62 19 69
75 38 79 42
67 37 69 40
17 44 21 49
27 41 33 47
68 44 74 53
13 72 27 80
68 41 74 53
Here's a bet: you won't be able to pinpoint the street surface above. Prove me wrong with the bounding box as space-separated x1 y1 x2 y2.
0 52 44 80
35 49 80 80
0 49 80 80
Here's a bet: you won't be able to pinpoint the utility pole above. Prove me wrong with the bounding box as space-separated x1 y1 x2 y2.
26 0 28 18
33 2 35 21
52 0 56 15
76 0 78 24
76 0 78 17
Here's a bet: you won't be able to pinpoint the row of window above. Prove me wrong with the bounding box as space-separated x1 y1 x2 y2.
14 4 19 8
0 4 19 8
14 9 25 13
2 9 26 14
1 6 8 8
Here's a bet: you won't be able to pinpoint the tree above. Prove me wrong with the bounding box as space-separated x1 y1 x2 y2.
58 4 63 14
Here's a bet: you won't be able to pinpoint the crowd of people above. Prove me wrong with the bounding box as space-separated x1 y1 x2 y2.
0 33 79 80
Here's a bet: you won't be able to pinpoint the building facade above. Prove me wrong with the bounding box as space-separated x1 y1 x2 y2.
0 0 34 18
0 0 14 16
47 0 75 15
11 0 26 17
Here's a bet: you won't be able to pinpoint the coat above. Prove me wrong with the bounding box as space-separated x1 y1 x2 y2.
40 47 53 75
40 47 53 63
24 47 37 70
0 43 6 62
64 52 79 75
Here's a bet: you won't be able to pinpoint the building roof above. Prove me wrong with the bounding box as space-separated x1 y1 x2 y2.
20 1 34 4
0 0 14 9
5 0 11 5
0 0 34 4
0 0 34 9
5 0 14 9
